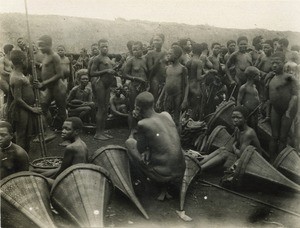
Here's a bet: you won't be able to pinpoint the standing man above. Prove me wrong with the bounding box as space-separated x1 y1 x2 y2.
34 35 67 134
90 39 116 140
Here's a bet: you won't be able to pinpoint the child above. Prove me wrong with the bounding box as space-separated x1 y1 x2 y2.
237 66 260 132
157 45 189 127
9 50 43 152
67 69 95 123
268 52 298 161
40 117 88 179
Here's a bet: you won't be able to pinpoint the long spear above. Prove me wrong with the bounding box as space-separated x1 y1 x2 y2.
24 0 47 157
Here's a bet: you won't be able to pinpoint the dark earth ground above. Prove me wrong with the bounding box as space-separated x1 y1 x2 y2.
28 123 300 228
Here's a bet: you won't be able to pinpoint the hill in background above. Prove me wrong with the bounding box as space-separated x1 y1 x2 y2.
1 13 300 53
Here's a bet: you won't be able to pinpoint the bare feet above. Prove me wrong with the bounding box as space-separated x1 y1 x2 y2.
157 187 173 201
94 133 109 141
104 130 113 139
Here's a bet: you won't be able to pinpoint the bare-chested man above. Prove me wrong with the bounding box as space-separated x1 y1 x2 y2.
226 36 252 98
268 52 298 161
278 38 299 64
224 40 236 63
123 41 148 131
125 92 186 200
90 39 116 140
57 45 72 90
157 45 188 128
208 42 222 72
146 34 167 102
109 85 129 118
237 66 260 132
250 35 264 65
200 106 262 177
0 44 14 99
87 43 100 79
199 106 262 172
0 121 29 179
200 42 213 72
34 35 67 134
256 40 274 120
186 43 205 120
178 38 192 66
9 50 42 152
40 117 88 179
256 40 273 74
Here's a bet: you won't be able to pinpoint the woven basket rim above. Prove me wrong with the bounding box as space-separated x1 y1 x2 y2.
90 145 127 162
50 163 112 195
30 156 63 169
0 171 49 187
207 101 235 132
273 146 295 168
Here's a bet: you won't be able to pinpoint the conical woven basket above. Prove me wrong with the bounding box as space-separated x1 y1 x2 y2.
90 145 149 219
180 153 201 210
232 146 300 193
50 164 113 228
1 171 56 228
273 146 300 185
206 125 234 153
206 101 235 135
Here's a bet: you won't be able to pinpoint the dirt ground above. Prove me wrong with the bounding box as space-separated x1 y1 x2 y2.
29 125 300 228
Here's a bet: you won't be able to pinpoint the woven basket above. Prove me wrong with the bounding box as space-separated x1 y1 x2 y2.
232 146 300 193
180 153 201 211
206 101 235 135
206 125 234 153
50 164 113 228
31 156 63 170
1 171 56 228
273 146 300 185
90 145 149 219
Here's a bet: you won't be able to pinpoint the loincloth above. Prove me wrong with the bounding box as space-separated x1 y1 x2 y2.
138 160 182 183
223 150 238 169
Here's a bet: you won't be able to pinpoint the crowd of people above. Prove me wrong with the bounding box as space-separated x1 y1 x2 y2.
0 33 299 203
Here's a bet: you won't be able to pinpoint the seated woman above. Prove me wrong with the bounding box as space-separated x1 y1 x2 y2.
67 69 95 123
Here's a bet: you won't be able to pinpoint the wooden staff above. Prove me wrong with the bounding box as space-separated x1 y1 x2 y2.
24 0 47 157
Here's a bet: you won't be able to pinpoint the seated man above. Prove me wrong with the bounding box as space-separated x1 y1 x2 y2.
125 92 186 200
109 85 129 118
40 117 88 179
67 69 95 123
0 121 29 179
198 106 262 172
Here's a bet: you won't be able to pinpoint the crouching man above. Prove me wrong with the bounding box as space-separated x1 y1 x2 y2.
125 92 186 200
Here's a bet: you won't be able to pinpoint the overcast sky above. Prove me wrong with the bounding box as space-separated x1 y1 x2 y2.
1 0 300 32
